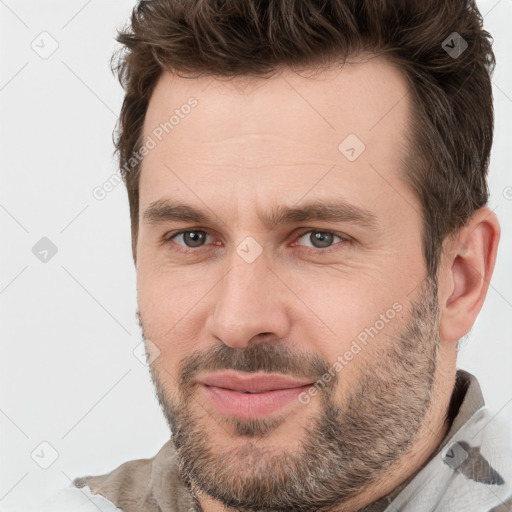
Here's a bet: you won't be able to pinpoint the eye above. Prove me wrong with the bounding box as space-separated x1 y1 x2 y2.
294 230 349 251
169 230 212 249
164 228 350 255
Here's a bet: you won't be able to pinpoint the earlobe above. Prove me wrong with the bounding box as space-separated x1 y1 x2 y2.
439 207 500 342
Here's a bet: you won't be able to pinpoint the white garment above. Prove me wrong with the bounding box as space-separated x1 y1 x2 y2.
382 406 512 512
38 484 122 512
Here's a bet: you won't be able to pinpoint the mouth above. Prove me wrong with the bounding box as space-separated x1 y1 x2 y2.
197 371 313 419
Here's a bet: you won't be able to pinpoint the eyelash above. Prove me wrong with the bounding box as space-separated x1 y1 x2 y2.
163 228 352 255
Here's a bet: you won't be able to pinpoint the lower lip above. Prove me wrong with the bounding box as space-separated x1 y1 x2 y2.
200 384 311 419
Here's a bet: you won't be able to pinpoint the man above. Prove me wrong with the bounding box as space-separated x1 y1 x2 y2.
41 0 512 510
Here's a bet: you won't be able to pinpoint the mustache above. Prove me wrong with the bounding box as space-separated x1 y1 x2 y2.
177 342 335 395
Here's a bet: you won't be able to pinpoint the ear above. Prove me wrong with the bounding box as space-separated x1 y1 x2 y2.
438 207 500 342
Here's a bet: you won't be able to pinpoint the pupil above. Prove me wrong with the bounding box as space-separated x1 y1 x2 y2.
185 231 205 247
311 232 333 248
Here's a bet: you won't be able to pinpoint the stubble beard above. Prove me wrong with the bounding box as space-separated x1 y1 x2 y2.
142 276 441 512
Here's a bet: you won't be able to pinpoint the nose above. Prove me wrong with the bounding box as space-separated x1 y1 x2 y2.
205 256 291 349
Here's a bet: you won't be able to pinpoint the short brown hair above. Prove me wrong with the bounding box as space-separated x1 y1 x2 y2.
112 0 495 277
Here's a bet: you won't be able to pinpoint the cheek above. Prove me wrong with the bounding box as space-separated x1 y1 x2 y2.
290 270 397 336
137 271 192 359
290 275 406 378
137 246 195 320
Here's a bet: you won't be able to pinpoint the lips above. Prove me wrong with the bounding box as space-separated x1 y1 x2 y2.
197 371 313 419
199 372 313 393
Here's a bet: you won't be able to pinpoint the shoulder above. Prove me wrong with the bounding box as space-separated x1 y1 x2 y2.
67 441 195 512
72 453 155 506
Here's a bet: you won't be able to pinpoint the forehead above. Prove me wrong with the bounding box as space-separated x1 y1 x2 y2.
139 56 415 226
143 56 410 145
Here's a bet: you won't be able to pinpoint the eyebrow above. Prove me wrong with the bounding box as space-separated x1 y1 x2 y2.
143 198 378 230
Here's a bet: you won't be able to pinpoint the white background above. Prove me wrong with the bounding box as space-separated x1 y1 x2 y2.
0 1 511 510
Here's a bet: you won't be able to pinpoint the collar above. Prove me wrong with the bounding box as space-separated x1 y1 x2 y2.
358 368 485 511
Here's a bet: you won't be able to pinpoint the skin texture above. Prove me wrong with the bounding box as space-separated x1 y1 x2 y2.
134 56 500 511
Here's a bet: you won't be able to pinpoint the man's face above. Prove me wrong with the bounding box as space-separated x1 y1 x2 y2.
136 58 442 511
